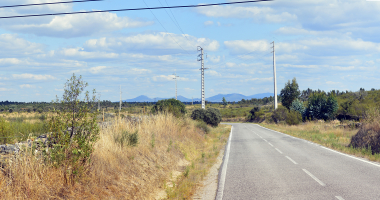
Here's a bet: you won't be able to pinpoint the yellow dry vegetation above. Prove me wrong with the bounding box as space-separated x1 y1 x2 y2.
0 113 230 199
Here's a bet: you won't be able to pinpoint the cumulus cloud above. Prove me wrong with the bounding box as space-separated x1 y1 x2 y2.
12 73 56 80
5 11 153 38
196 6 297 23
204 21 214 26
20 84 35 89
84 32 220 54
89 66 107 74
0 34 44 57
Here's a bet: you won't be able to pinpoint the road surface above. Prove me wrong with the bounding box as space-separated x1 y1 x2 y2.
216 123 380 200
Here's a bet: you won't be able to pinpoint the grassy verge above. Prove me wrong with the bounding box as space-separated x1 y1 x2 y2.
0 113 230 199
260 122 380 162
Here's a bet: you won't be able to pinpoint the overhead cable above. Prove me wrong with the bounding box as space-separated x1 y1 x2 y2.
0 0 103 9
0 0 272 19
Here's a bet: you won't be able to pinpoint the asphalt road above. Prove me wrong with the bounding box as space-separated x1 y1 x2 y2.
216 123 380 200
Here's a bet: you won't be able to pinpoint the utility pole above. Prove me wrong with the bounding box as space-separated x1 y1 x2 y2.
98 93 101 111
271 41 278 110
198 46 208 109
173 73 179 100
119 85 122 112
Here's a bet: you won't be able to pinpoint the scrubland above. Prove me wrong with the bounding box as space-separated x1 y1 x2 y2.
0 113 230 199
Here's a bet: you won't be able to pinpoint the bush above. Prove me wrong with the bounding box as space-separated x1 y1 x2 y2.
151 99 186 117
286 110 302 125
196 121 210 134
114 130 139 147
191 108 206 121
271 106 288 123
349 107 380 154
203 108 222 127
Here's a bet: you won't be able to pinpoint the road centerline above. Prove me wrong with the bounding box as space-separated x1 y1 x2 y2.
275 148 283 154
302 169 326 186
268 142 273 147
335 196 345 200
285 156 298 164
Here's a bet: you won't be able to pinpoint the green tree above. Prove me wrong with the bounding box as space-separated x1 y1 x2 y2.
48 74 99 186
151 98 186 117
280 78 300 109
290 99 305 116
304 93 338 120
222 97 228 106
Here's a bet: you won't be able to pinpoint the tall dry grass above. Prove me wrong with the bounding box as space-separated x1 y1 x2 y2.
0 113 216 199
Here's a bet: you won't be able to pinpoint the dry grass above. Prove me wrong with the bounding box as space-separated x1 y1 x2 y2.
260 121 380 162
0 113 230 199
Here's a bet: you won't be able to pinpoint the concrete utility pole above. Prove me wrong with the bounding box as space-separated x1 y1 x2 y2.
173 73 179 100
119 85 122 112
198 46 208 109
271 41 278 109
98 93 101 111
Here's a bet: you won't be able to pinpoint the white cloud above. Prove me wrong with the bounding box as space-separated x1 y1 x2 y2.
152 75 195 82
12 73 56 80
196 6 297 23
326 81 340 85
209 55 220 63
130 68 151 75
0 88 9 91
20 84 35 89
207 70 221 77
225 40 270 54
7 12 153 38
58 48 118 59
244 77 273 82
89 66 107 74
0 34 44 56
84 32 220 54
204 21 214 26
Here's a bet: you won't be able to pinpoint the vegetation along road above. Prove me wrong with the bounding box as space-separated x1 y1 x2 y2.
217 123 380 200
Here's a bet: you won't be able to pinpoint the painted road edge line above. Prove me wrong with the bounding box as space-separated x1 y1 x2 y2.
302 169 326 186
216 126 233 200
335 196 345 200
286 156 298 164
256 124 380 168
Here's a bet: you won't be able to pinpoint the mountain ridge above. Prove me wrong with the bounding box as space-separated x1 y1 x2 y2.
123 93 275 102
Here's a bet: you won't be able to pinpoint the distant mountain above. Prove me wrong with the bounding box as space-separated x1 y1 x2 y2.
123 93 275 103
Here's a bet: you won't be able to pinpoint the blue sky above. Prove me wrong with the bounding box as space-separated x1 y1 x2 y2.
1 0 380 102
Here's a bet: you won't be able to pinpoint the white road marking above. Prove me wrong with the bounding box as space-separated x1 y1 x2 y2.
256 124 380 169
302 169 326 186
275 148 283 154
216 126 233 200
268 142 273 147
335 196 345 200
263 139 267 142
286 156 298 164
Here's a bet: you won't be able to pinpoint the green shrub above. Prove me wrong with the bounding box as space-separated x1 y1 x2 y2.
151 99 186 117
196 121 210 134
48 74 99 185
304 93 338 120
271 106 288 123
286 110 302 125
203 108 222 127
114 130 139 147
191 108 205 121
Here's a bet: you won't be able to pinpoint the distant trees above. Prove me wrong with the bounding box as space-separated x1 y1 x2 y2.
304 93 338 120
280 78 300 109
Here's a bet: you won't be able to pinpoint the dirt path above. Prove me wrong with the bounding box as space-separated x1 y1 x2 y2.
193 146 225 200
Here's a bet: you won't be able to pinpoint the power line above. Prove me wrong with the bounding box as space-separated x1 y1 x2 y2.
0 0 272 19
142 0 191 55
0 0 103 9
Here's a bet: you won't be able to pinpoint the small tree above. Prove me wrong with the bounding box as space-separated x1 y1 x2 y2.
304 93 338 120
203 108 222 127
48 74 99 186
191 108 206 121
222 97 228 106
280 78 300 109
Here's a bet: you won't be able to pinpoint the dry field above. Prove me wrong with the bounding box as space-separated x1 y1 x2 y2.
0 113 230 199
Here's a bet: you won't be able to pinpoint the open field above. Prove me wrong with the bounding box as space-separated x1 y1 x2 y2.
0 113 231 199
260 121 380 162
